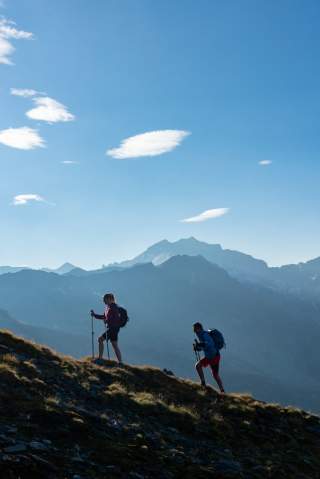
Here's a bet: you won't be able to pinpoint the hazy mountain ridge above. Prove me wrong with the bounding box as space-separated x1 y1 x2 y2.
0 309 88 358
0 266 30 275
3 238 320 299
41 262 78 275
108 238 270 280
0 262 79 276
107 238 320 298
0 330 319 478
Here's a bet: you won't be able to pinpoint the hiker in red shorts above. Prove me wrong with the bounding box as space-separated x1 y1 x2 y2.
193 322 225 393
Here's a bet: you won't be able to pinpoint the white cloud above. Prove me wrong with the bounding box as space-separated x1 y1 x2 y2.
26 96 75 123
0 18 33 65
0 126 45 150
107 130 190 159
61 160 79 164
0 18 33 39
10 88 41 97
181 208 230 223
0 35 13 64
259 160 272 166
13 194 45 206
11 89 74 124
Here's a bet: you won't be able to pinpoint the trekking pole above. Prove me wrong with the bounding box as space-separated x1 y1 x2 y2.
91 314 95 359
196 349 200 362
104 323 111 360
193 341 200 362
106 339 110 360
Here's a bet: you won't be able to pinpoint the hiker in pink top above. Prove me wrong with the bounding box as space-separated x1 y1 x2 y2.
91 293 122 363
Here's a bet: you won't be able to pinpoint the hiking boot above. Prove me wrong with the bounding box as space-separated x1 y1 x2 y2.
216 391 226 401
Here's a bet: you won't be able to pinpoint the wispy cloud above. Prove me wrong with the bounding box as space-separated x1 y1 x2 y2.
0 126 45 150
107 130 190 159
26 97 75 123
259 160 272 166
61 160 79 164
10 88 42 97
0 18 33 65
181 208 230 223
13 194 45 206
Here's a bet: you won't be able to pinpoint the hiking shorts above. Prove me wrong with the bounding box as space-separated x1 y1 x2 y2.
199 354 220 372
101 327 120 342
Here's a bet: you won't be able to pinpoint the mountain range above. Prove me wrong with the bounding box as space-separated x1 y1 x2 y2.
4 237 319 299
0 262 78 276
0 252 319 413
109 237 270 279
107 237 320 298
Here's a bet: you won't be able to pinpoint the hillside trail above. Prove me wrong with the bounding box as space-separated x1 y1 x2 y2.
0 330 320 478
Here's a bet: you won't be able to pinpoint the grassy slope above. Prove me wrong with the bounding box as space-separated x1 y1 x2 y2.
0 329 319 479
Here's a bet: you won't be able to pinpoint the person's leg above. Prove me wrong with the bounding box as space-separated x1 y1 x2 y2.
98 335 105 359
111 340 122 363
195 360 206 386
211 361 225 393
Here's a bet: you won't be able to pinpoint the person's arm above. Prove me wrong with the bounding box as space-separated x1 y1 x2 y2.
90 310 106 320
194 340 204 351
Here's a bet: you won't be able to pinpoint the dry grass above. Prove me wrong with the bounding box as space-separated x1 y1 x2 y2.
0 361 20 382
0 328 320 479
106 382 128 395
1 352 20 364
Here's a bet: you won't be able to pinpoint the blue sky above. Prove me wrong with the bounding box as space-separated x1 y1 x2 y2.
1 0 320 269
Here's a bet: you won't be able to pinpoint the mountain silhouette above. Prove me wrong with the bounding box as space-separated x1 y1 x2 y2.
107 237 320 298
108 237 269 281
3 237 320 298
0 263 79 276
270 257 320 297
0 266 30 275
41 262 78 275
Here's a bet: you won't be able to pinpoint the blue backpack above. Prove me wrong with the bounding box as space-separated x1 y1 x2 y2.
208 329 226 351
